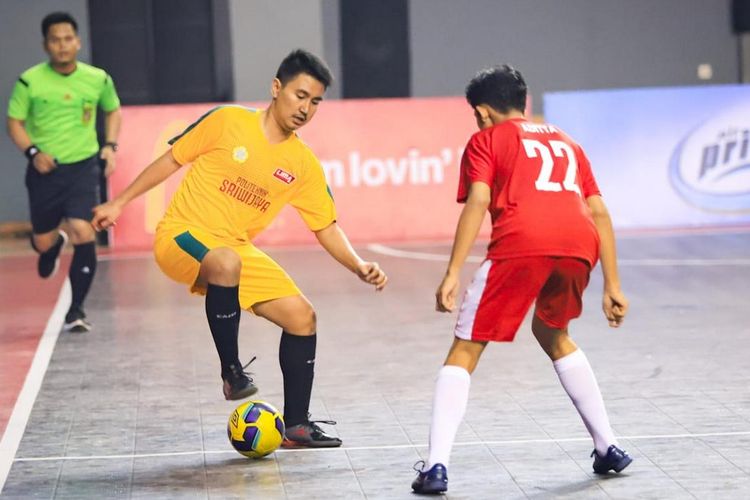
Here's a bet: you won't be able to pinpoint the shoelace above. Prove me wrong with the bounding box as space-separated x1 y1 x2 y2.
413 460 426 473
304 413 337 431
229 356 257 381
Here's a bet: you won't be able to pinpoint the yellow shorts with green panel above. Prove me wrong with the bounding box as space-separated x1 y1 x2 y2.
153 224 300 310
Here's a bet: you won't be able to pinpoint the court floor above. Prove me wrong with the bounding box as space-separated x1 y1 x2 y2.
1 230 750 499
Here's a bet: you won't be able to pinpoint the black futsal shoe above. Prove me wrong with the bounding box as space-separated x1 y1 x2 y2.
37 231 68 279
282 418 342 448
411 461 448 494
591 445 633 474
222 358 258 400
63 305 92 333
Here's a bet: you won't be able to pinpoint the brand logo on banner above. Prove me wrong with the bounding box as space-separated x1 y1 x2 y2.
669 103 750 212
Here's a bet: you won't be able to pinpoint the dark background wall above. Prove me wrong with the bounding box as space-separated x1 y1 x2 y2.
0 0 741 223
410 0 738 113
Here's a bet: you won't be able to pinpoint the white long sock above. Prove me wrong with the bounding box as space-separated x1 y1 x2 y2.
553 349 618 456
426 365 471 469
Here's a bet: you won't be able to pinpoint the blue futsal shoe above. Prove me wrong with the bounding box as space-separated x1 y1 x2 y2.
591 445 633 474
411 461 448 494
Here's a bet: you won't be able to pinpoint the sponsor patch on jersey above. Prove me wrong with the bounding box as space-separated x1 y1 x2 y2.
273 168 296 184
232 146 248 163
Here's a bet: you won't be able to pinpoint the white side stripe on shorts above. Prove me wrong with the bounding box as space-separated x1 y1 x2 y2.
455 260 492 340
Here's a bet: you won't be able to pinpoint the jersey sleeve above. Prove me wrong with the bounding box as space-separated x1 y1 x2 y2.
576 147 601 198
290 154 338 231
168 107 225 165
99 73 121 112
7 78 30 120
457 131 494 202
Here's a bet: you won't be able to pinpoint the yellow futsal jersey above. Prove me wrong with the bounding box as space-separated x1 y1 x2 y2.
164 106 336 243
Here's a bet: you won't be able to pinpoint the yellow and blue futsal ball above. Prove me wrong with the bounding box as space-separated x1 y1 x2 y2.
228 400 285 458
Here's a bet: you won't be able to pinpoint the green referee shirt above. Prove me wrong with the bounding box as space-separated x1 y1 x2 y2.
7 61 120 164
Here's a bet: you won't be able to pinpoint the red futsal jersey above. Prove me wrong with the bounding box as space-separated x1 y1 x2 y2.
458 118 601 267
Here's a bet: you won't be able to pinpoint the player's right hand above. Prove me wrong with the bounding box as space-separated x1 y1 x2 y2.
91 201 123 231
602 287 628 327
32 152 57 174
436 272 460 313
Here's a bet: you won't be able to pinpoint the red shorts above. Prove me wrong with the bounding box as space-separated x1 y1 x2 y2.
454 257 591 342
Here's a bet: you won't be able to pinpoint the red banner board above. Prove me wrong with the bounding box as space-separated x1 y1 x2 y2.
110 97 484 250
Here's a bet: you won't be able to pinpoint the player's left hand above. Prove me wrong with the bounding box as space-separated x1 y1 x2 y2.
100 146 116 177
355 261 388 291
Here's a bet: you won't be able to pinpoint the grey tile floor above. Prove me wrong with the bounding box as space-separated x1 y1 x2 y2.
2 231 750 499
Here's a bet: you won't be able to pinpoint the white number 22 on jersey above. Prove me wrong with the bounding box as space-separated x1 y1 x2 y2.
521 139 581 196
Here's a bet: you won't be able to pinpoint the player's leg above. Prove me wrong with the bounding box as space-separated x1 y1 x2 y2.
153 227 256 400
59 156 105 331
414 259 539 494
532 257 631 473
62 218 97 332
429 338 487 465
25 165 67 279
252 294 341 448
196 247 257 400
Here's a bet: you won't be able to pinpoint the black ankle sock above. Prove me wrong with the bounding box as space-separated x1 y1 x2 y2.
206 284 241 378
69 242 97 309
279 331 316 427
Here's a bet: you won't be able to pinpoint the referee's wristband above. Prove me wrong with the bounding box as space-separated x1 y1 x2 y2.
24 145 40 160
102 141 118 152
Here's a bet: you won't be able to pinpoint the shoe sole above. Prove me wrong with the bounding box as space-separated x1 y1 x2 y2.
64 319 91 333
224 384 259 401
280 438 343 449
593 456 633 474
412 485 448 495
39 231 68 279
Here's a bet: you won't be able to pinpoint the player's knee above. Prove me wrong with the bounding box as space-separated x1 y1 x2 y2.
201 248 242 282
298 306 317 334
66 219 95 244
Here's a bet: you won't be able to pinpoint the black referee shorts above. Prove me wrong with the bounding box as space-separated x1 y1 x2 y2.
25 155 101 234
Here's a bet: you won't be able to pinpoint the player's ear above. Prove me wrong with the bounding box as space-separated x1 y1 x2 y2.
474 105 492 129
270 78 282 99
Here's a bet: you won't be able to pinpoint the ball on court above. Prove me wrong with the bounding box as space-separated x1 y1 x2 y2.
227 400 285 458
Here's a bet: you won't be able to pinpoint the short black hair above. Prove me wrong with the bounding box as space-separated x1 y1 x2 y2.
42 12 78 38
276 49 333 89
465 65 527 114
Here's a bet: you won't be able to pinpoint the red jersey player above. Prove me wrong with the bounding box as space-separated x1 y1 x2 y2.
411 65 632 495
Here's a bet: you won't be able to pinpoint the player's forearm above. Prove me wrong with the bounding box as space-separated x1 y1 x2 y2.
314 223 364 273
446 199 487 276
6 118 32 152
104 109 121 144
112 150 181 207
591 205 621 291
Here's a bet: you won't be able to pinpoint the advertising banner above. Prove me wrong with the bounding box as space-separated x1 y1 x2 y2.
544 85 750 229
110 98 478 250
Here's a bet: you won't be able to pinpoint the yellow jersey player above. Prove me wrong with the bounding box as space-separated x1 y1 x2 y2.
92 50 387 448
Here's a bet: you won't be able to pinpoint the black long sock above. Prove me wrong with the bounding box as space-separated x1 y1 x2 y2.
69 242 97 308
279 331 316 427
205 284 241 378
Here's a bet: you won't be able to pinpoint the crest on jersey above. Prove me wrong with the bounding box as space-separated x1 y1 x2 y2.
232 146 248 163
273 168 296 184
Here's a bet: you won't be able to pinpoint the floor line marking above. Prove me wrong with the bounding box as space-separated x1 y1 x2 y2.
0 279 70 493
366 244 750 266
12 429 750 462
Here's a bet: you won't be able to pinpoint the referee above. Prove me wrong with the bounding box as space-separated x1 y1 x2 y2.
6 12 121 332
